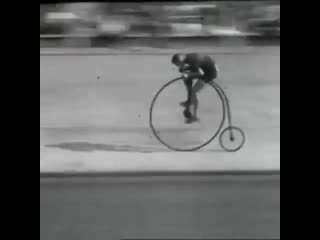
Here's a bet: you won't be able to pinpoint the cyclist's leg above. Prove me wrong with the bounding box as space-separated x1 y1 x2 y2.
180 78 193 107
184 78 193 115
190 78 207 119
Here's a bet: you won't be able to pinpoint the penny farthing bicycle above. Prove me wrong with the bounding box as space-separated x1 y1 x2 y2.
149 77 246 152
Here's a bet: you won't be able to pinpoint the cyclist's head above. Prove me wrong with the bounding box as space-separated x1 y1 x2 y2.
171 53 184 66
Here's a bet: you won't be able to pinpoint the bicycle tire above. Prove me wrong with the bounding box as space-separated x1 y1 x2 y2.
219 126 246 152
149 77 226 151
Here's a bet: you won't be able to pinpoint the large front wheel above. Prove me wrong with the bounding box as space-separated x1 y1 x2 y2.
149 77 226 151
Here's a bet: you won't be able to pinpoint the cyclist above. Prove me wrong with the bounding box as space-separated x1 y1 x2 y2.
171 53 218 124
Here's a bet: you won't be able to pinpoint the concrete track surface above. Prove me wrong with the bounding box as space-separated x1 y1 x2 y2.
40 174 280 240
40 47 280 239
40 46 280 172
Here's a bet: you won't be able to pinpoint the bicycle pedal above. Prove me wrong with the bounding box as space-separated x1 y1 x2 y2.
185 116 200 124
185 118 193 124
183 110 192 118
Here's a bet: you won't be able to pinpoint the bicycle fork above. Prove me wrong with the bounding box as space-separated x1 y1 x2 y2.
211 82 235 141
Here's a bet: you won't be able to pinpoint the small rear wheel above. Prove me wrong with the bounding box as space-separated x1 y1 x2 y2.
219 126 245 152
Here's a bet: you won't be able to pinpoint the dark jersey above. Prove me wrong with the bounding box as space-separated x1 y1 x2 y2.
180 53 217 82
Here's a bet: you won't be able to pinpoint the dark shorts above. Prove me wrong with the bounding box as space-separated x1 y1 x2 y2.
204 68 218 82
202 74 215 83
184 73 216 87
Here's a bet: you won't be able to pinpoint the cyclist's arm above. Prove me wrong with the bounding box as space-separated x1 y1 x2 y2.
181 67 205 79
179 64 192 73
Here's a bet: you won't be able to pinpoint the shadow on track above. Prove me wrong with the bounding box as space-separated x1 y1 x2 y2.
45 142 225 153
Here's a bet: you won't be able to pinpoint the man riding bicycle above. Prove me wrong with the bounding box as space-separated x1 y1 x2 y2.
171 53 219 124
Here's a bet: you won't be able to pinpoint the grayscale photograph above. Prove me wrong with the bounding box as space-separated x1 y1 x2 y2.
40 0 280 239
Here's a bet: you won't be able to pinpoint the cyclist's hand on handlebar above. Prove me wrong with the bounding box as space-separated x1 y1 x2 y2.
182 73 189 79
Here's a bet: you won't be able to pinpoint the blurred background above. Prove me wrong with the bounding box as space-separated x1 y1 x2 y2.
40 1 280 48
